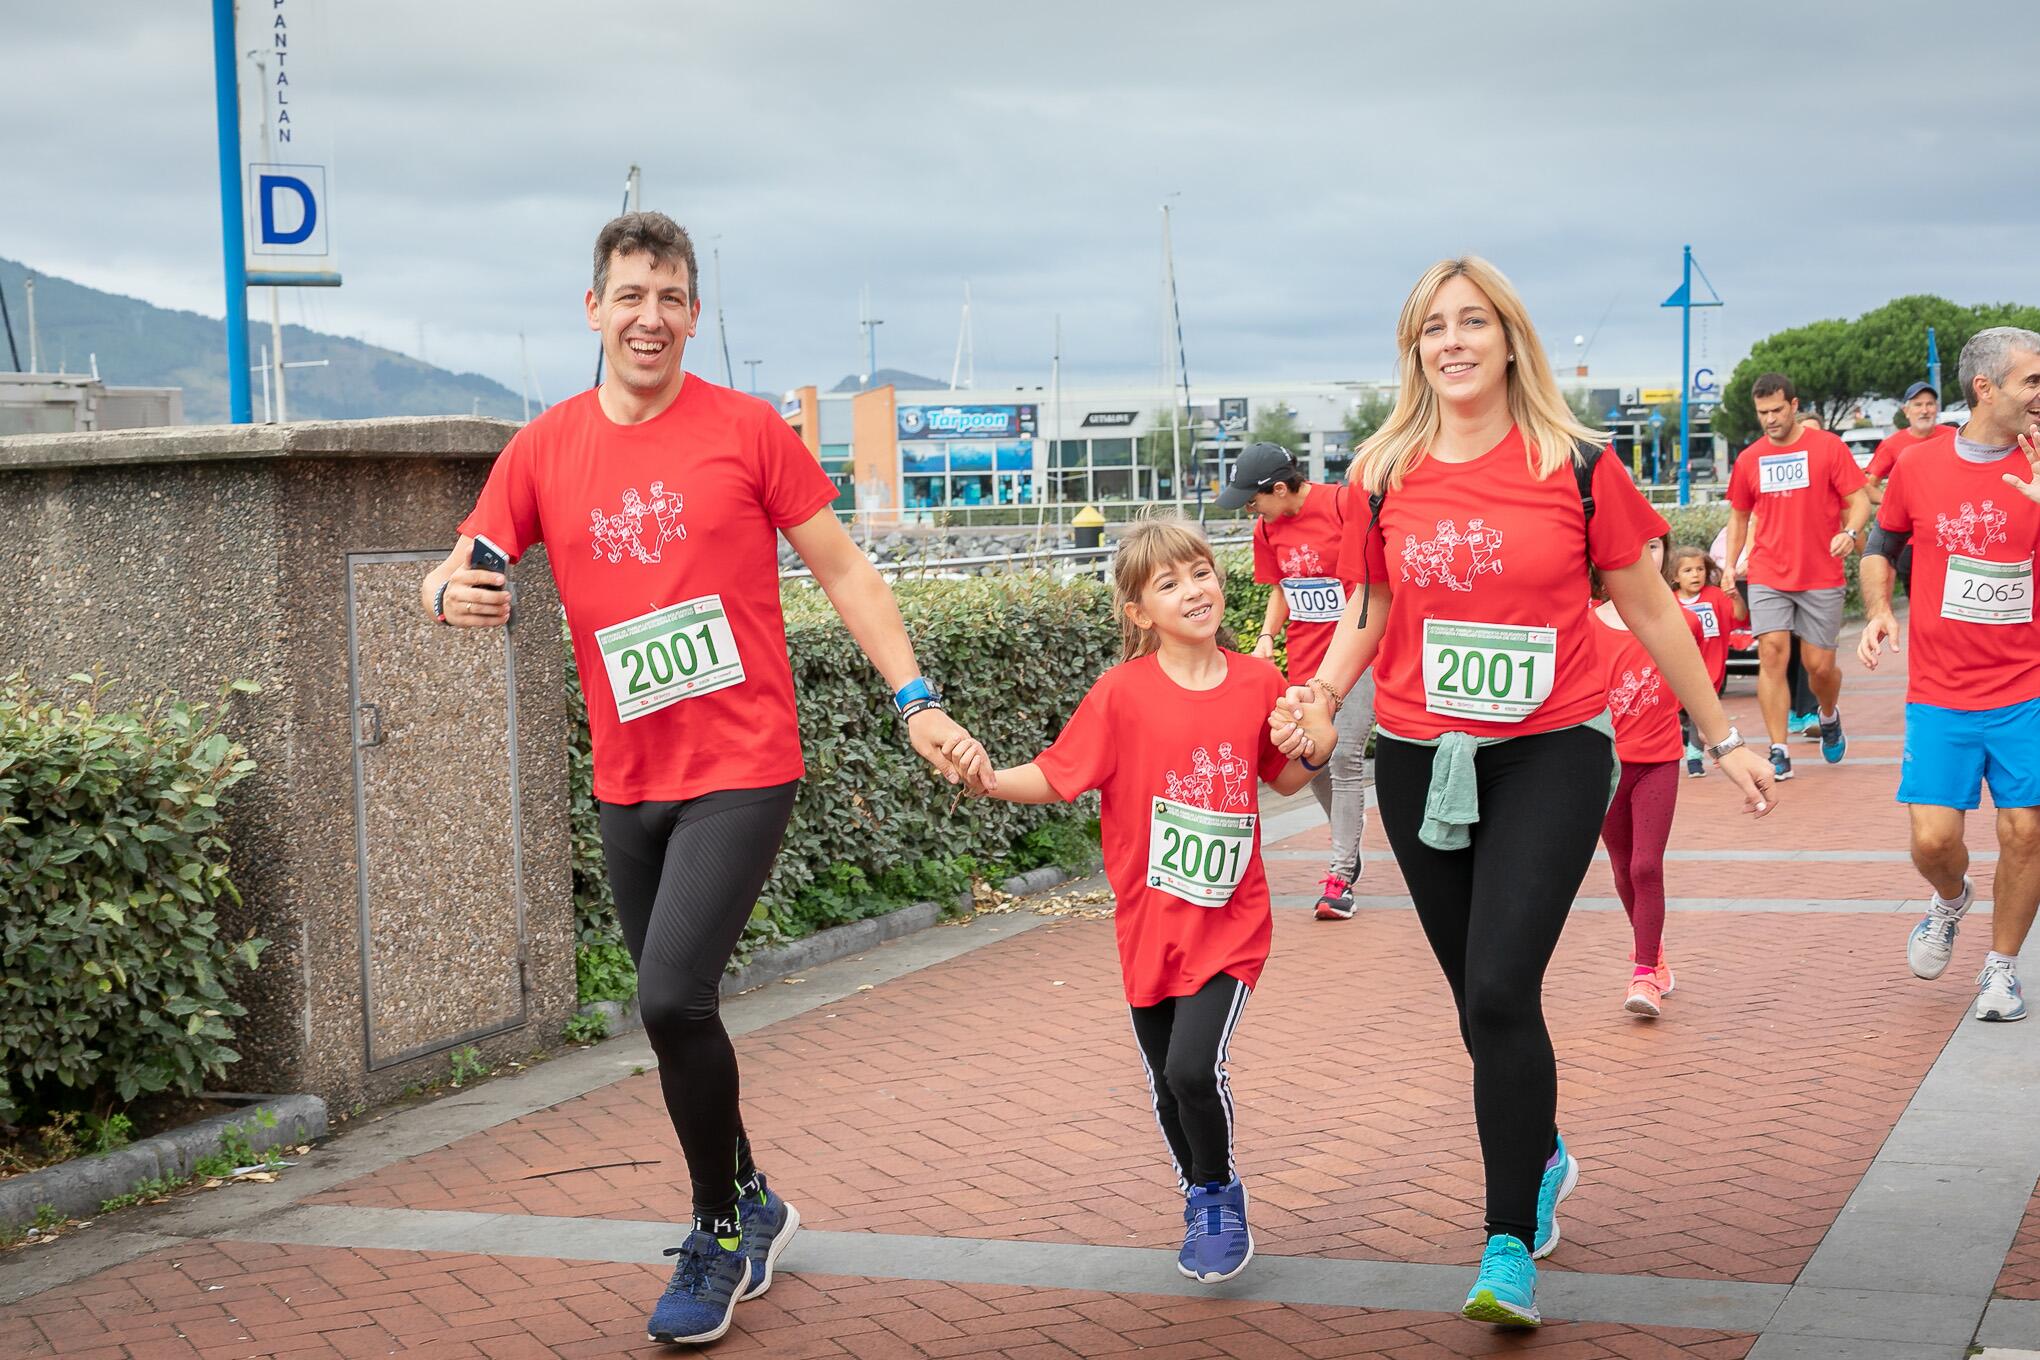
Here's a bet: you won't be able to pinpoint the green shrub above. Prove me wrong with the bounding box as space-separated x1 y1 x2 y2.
0 673 266 1128
575 936 636 1004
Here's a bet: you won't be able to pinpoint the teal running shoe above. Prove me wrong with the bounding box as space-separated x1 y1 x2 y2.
1463 1233 1540 1328
1531 1133 1578 1259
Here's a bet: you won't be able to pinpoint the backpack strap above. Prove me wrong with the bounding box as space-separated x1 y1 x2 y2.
1572 438 1602 526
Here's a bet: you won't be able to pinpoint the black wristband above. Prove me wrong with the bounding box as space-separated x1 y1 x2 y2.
1299 748 1328 771
897 697 945 723
433 580 451 624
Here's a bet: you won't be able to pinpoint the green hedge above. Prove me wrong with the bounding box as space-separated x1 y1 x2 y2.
0 674 265 1127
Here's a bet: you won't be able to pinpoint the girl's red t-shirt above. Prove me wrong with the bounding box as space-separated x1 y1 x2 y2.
1343 428 1670 741
1590 609 1686 763
460 380 841 804
1034 651 1291 1007
1678 584 1735 689
1252 481 1358 683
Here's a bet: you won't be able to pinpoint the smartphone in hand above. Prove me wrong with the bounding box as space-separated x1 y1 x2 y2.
469 535 509 588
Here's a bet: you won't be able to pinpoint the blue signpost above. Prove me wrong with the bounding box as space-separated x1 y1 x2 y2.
1661 245 1723 506
1928 326 1943 403
210 0 252 424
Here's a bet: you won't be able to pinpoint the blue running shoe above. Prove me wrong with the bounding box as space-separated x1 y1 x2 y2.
1819 709 1846 763
1531 1134 1578 1259
1769 745 1794 781
737 1175 801 1301
646 1231 749 1345
1178 1179 1254 1283
1791 710 1819 743
1976 960 2028 1022
1463 1233 1540 1328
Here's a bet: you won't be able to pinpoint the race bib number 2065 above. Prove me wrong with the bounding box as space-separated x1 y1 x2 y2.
596 594 746 721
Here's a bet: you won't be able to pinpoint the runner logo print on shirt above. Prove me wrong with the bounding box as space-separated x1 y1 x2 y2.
1935 500 2011 558
1278 543 1327 578
589 481 687 564
1608 665 1665 719
1149 744 1255 908
1400 517 1504 592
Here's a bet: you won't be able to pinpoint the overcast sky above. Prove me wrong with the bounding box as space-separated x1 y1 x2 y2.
5 2 2035 407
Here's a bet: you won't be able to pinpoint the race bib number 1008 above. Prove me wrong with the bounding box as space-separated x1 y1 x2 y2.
1758 451 1812 494
1147 798 1256 907
596 594 747 722
1421 619 1557 722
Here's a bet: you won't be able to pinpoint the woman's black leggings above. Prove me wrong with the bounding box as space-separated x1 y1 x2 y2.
1129 971 1251 1190
1374 726 1613 1249
600 782 799 1221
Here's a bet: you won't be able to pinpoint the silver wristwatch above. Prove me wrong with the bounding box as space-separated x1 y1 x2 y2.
1703 725 1745 763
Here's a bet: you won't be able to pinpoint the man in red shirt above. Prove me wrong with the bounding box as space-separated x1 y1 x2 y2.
1861 326 2040 1025
1868 382 1955 598
420 213 981 1345
1222 443 1374 919
1722 373 1871 780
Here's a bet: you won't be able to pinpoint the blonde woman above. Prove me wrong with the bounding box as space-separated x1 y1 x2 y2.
1269 257 1774 1327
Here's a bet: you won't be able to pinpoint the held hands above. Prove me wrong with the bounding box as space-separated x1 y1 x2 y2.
1716 744 1777 817
905 707 982 788
1857 612 1902 670
1267 684 1320 759
443 569 511 628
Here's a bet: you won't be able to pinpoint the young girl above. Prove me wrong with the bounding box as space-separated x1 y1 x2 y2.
1671 545 1743 776
944 517 1337 1285
1592 532 1694 1016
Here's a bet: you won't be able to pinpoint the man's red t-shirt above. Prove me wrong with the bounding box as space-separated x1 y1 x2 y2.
1035 651 1290 1007
1342 428 1669 741
1252 481 1358 683
460 380 840 804
1868 424 1955 483
1727 427 1866 591
1876 439 2040 712
1678 584 1736 689
1590 609 1686 763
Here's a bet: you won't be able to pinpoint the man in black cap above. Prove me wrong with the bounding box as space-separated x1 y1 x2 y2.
1218 442 1375 920
1867 382 1954 596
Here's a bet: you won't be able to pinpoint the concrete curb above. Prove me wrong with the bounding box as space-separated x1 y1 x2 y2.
576 863 1083 1040
0 1095 327 1231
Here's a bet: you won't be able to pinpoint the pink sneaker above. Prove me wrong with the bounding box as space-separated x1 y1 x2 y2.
1313 874 1355 921
1624 972 1663 1018
1630 950 1675 996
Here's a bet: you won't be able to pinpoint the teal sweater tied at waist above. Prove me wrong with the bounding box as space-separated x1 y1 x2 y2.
1375 712 1619 851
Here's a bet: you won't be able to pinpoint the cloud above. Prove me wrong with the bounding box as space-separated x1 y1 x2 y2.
4 0 2035 407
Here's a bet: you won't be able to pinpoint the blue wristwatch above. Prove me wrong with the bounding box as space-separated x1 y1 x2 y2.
893 678 935 713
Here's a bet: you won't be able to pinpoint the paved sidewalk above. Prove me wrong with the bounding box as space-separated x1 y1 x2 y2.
5 631 2038 1358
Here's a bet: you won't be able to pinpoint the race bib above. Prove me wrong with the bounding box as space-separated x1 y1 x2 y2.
1942 555 2033 626
596 594 746 722
1686 600 1721 639
1147 798 1256 908
1280 576 1347 624
1758 451 1811 494
1422 619 1557 722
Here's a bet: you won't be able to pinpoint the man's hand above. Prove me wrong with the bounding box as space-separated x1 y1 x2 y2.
2002 424 2040 502
1828 530 1859 559
906 707 974 785
1858 611 1901 670
1252 634 1276 661
443 569 511 628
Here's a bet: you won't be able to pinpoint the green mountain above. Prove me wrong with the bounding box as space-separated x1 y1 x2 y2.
0 257 524 425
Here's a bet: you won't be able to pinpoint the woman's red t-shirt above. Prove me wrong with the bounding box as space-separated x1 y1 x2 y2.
460 380 840 804
1343 428 1670 740
1590 608 1686 763
1034 651 1290 1007
1677 584 1736 690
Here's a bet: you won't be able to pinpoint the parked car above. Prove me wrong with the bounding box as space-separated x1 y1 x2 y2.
1840 427 1882 471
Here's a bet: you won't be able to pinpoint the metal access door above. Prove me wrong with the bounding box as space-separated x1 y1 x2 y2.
346 551 530 1071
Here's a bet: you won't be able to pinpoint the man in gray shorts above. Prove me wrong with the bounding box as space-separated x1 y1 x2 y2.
1722 373 1870 779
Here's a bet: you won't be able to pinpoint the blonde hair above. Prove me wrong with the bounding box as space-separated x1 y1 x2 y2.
1111 515 1236 662
1353 256 1605 493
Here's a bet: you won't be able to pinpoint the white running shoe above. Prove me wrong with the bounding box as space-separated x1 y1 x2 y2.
1906 879 1972 981
1975 960 2027 1022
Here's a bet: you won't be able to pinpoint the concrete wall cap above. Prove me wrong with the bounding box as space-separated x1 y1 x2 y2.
0 417 521 472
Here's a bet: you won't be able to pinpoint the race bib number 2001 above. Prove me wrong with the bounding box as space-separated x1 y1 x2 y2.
1942 555 2033 626
596 594 746 722
1280 576 1347 623
1147 798 1256 907
1422 619 1557 722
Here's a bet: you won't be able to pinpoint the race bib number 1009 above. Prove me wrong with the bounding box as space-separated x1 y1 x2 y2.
1280 577 1346 623
1421 619 1557 722
596 594 747 722
1147 798 1256 907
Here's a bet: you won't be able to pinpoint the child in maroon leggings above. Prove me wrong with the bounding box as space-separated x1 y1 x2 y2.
1589 533 1694 1016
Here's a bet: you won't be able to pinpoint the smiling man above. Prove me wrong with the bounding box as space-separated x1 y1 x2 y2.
419 212 981 1346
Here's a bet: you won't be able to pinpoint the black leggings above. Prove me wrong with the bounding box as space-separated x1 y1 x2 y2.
1374 726 1613 1248
600 782 799 1219
1129 971 1250 1190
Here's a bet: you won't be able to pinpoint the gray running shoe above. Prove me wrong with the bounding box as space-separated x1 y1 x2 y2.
1906 878 1971 980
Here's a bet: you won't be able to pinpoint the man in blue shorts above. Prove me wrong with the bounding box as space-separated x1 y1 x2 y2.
1860 326 2040 1022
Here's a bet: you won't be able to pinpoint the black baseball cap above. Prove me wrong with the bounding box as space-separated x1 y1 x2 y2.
1215 442 1302 509
1902 381 1938 402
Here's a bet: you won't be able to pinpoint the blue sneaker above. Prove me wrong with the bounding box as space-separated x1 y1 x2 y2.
1819 709 1846 763
646 1231 749 1345
1792 710 1820 742
1976 960 2028 1022
1463 1233 1540 1328
1769 745 1794 781
1531 1134 1578 1259
1178 1179 1253 1282
736 1176 800 1301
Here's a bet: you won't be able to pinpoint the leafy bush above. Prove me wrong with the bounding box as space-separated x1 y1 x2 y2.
0 672 266 1127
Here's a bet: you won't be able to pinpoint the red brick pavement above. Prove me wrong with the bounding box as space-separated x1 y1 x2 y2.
0 1240 1756 1359
2002 1185 2040 1300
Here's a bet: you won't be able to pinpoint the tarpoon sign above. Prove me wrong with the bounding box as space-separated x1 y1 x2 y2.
896 404 1038 441
238 0 339 286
